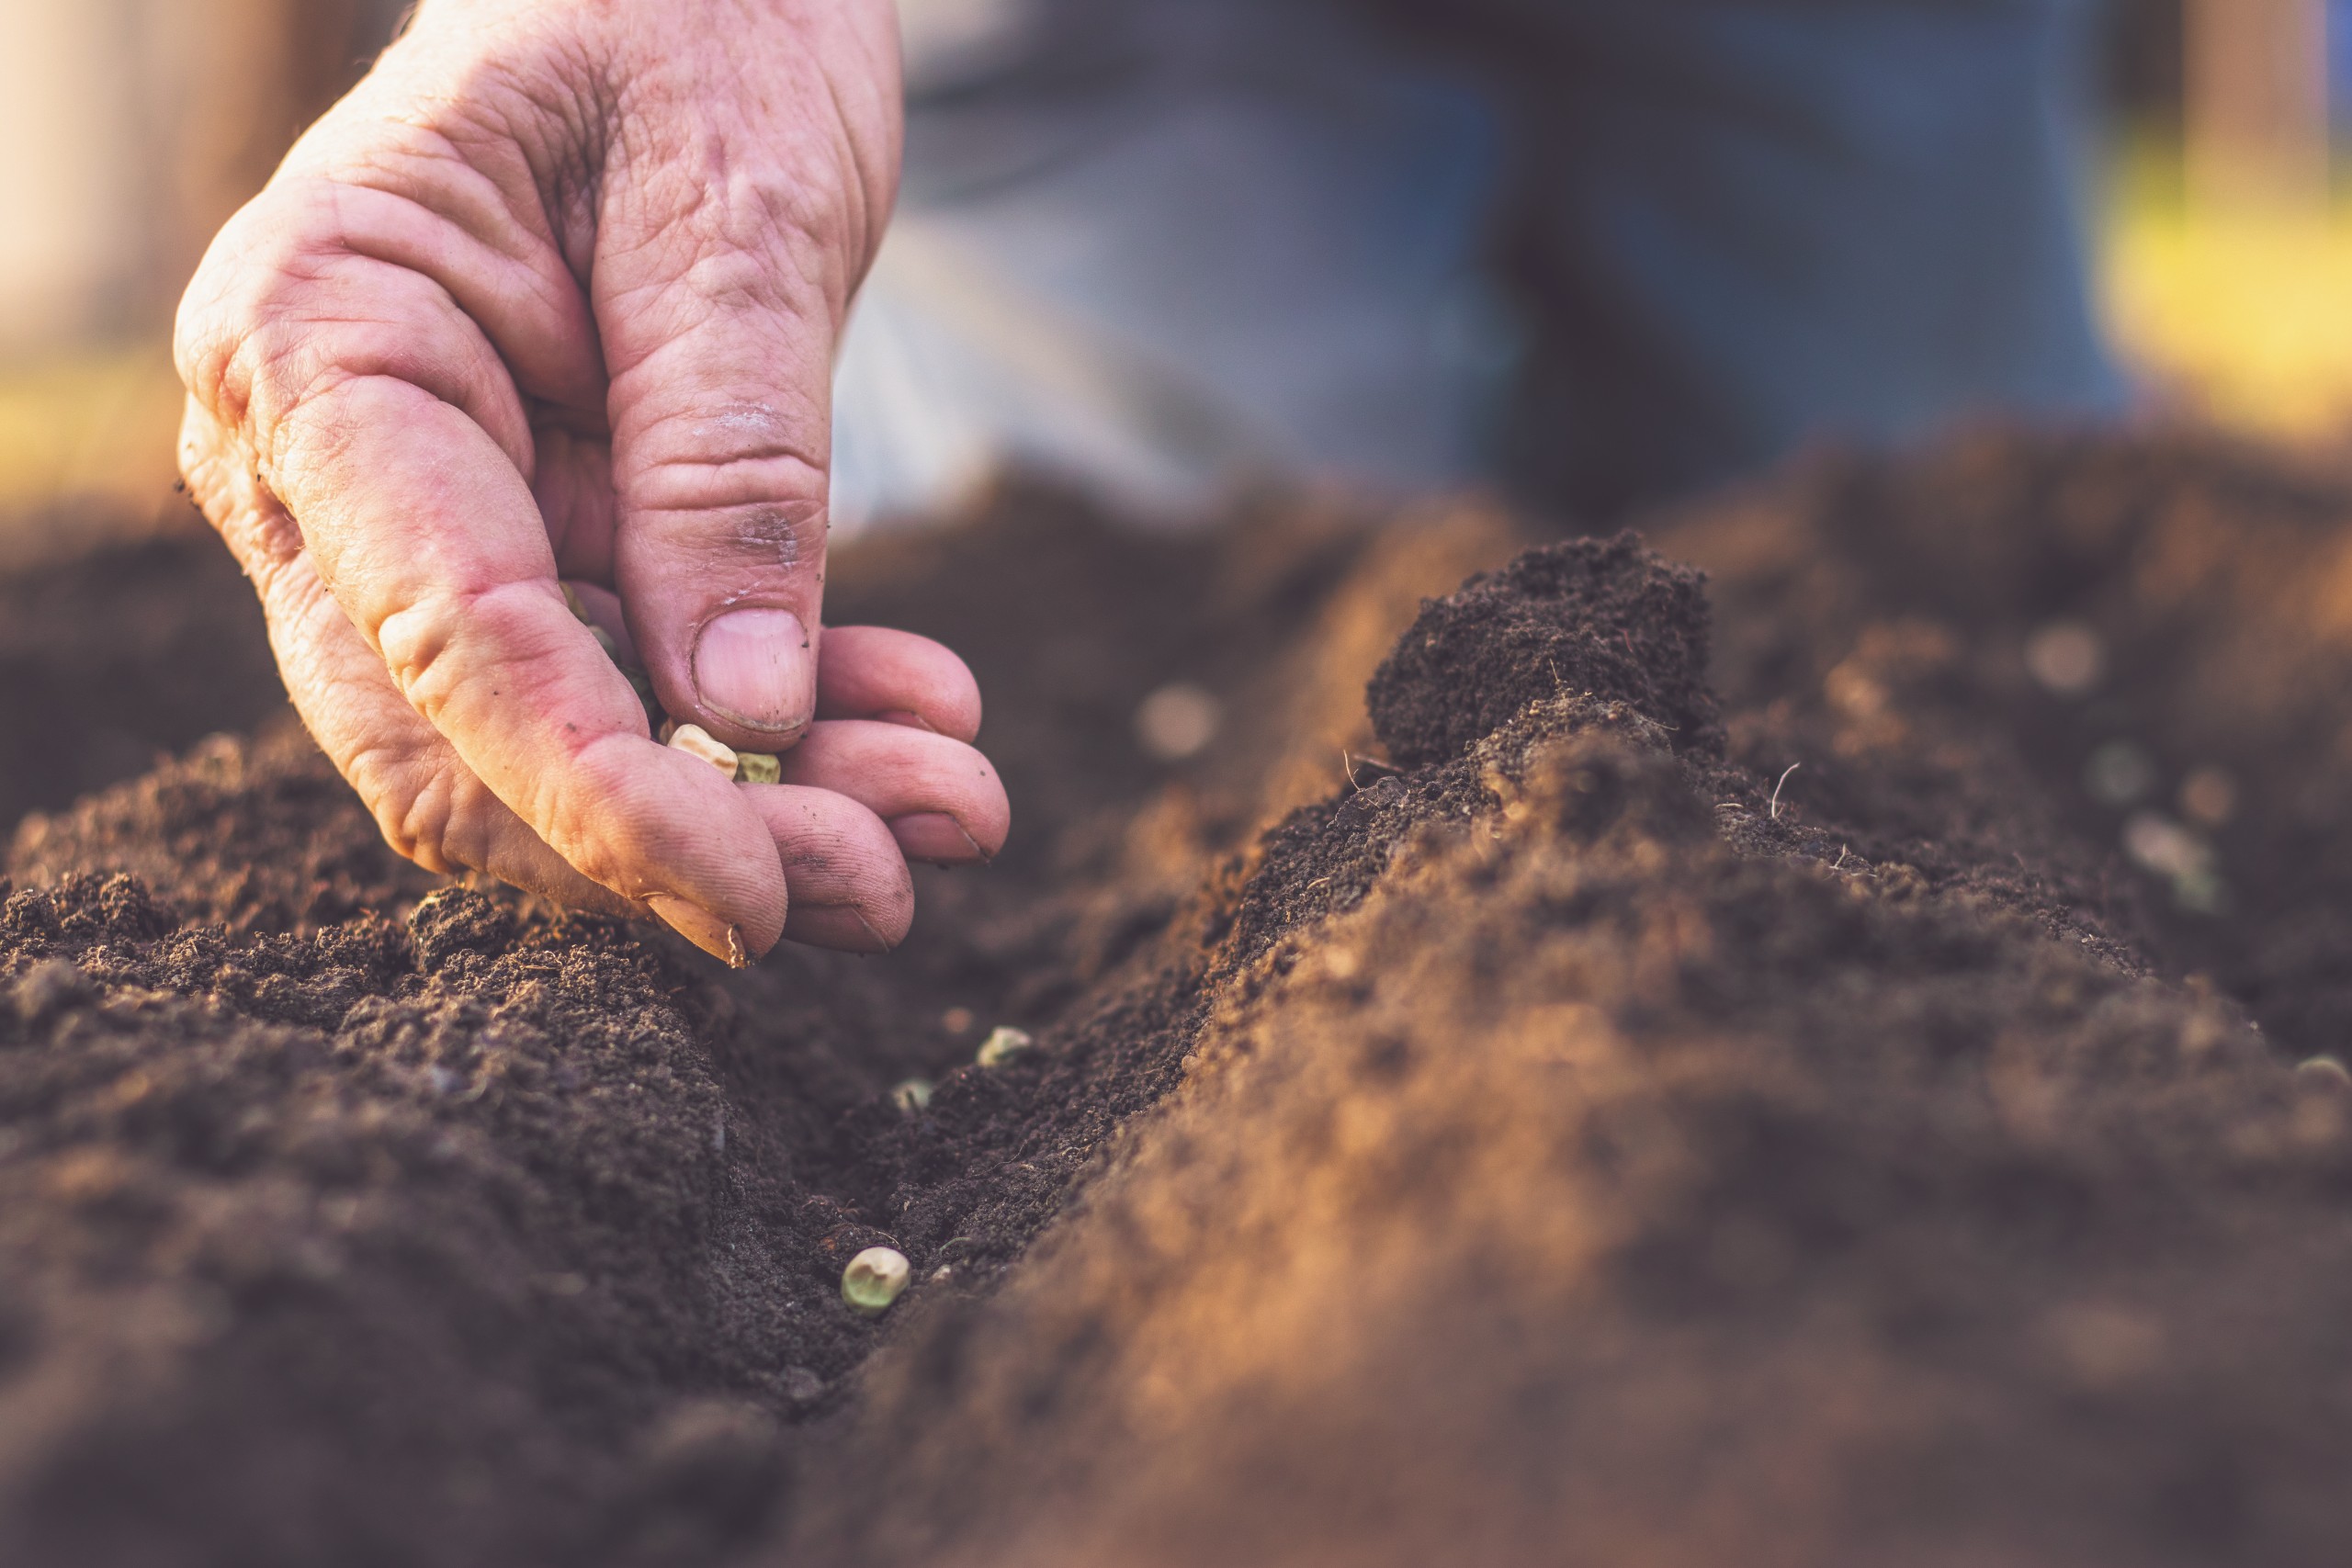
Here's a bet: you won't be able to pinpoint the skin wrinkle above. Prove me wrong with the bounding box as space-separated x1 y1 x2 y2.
172 0 994 959
318 122 549 268
466 39 616 226
366 748 462 869
375 579 572 716
310 184 603 412
814 57 897 275
534 431 618 574
251 298 537 474
540 743 785 910
626 395 830 471
259 173 598 451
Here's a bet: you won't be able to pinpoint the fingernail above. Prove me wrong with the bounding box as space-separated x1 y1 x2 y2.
694 608 814 736
647 894 751 968
890 812 989 864
852 909 897 954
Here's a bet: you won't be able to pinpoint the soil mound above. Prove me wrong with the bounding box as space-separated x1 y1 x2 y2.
0 529 281 833
6 434 2352 1565
1367 530 1721 767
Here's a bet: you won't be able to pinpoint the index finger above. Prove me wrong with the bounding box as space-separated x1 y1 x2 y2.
264 366 792 959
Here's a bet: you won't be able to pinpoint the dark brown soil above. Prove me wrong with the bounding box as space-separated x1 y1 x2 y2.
0 525 284 834
6 433 2352 1567
1366 530 1723 768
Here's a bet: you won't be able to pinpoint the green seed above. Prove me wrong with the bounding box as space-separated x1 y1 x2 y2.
977 1027 1034 1067
890 1077 933 1113
738 751 783 786
842 1247 910 1317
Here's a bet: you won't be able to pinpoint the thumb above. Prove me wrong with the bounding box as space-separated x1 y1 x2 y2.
603 252 836 752
597 107 895 751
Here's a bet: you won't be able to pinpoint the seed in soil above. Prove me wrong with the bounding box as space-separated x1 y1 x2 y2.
977 1027 1035 1067
1136 682 1224 762
2123 810 2228 915
668 724 739 780
2180 765 2238 827
890 1078 934 1113
2084 740 2158 808
737 752 783 786
2026 621 2106 697
842 1247 910 1318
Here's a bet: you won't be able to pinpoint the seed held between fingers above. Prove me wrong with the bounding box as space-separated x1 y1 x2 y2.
737 751 782 785
668 723 740 781
842 1247 910 1317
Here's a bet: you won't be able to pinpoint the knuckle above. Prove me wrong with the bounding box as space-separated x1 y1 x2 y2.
182 193 350 424
625 411 831 568
373 583 481 717
347 744 459 874
375 579 565 724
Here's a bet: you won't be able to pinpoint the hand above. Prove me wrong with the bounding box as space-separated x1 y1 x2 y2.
174 0 1008 964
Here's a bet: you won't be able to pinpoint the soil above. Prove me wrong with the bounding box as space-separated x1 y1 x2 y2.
5 431 2352 1566
0 527 285 831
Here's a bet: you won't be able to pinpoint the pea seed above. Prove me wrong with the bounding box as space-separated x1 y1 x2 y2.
977 1026 1034 1067
738 751 783 786
842 1247 910 1317
668 724 740 780
890 1077 933 1113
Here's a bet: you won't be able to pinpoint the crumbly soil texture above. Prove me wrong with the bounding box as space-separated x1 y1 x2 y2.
7 432 2352 1567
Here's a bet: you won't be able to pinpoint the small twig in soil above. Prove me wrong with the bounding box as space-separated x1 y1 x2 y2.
1770 763 1803 822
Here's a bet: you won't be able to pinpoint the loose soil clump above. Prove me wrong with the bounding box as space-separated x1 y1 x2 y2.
6 434 2352 1566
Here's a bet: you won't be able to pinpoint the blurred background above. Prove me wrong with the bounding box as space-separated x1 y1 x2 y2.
0 0 2346 558
0 0 409 560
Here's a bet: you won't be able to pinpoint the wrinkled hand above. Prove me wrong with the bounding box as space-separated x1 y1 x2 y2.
175 0 1007 964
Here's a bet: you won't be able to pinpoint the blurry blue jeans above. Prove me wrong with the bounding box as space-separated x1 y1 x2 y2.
831 0 2124 527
